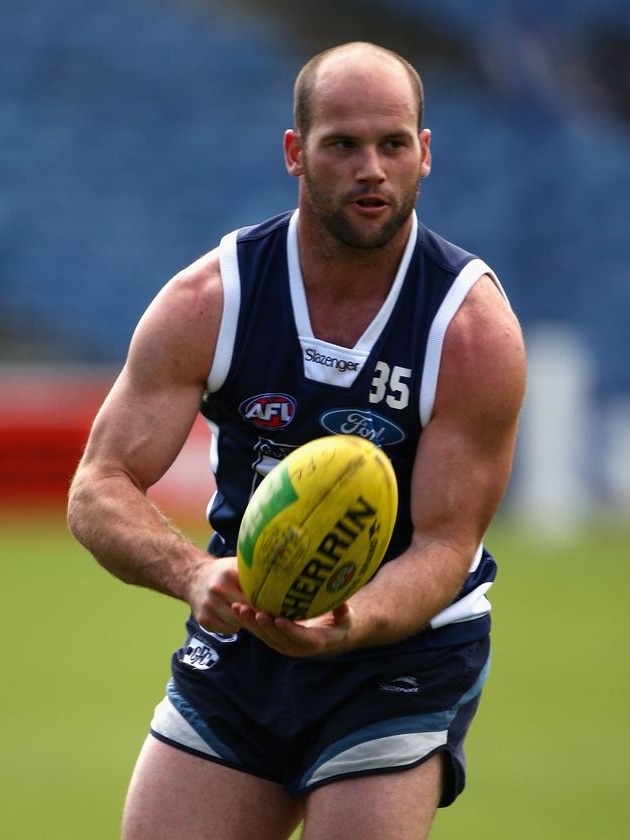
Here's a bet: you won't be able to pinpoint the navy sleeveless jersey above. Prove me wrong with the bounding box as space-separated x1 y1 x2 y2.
200 209 507 635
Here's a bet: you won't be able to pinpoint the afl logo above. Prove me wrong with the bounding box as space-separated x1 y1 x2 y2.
240 393 297 430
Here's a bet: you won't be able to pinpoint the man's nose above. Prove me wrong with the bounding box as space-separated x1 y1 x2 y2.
356 147 386 182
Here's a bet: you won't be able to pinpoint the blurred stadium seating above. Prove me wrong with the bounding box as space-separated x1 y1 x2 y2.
0 0 300 360
2 0 630 514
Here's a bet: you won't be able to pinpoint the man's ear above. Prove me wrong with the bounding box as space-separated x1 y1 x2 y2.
419 128 432 179
284 129 304 177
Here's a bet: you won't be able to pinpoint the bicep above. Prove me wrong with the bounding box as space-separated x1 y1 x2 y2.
81 368 204 492
411 277 526 552
78 257 222 492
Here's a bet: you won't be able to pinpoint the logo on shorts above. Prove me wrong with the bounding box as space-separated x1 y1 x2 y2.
378 675 421 694
181 634 220 670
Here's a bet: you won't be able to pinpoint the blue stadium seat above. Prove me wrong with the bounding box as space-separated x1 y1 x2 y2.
1 0 630 396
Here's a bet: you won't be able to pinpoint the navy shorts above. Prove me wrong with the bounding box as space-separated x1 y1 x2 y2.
149 619 490 807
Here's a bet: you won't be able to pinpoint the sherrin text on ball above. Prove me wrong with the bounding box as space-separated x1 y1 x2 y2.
237 435 398 619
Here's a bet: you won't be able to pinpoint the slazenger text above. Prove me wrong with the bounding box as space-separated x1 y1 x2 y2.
304 348 359 372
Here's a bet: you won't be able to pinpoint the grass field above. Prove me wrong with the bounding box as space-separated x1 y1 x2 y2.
1 509 628 839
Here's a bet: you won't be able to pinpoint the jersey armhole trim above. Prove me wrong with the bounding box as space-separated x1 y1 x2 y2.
207 229 241 392
419 259 505 427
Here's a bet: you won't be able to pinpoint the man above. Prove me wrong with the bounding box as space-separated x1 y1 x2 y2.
68 42 526 840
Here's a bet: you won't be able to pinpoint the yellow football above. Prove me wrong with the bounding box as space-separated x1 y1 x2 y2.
237 435 398 619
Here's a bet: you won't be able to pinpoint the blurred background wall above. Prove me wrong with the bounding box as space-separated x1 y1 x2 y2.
1 0 629 530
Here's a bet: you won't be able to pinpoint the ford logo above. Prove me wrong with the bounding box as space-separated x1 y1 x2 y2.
320 409 405 445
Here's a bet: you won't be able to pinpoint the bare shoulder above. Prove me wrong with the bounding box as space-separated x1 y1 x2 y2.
437 274 526 423
127 248 224 387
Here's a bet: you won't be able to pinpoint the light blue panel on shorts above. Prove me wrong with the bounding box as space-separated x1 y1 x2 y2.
298 656 490 791
150 679 241 765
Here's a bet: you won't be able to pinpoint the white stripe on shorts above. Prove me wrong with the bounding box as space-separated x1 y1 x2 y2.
150 685 243 766
299 657 490 792
303 728 448 790
151 696 222 758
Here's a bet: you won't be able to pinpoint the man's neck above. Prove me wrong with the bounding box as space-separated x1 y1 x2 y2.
295 211 414 347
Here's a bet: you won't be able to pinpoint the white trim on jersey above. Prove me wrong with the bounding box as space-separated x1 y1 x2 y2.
419 259 507 428
207 229 241 392
429 543 492 628
287 210 419 386
430 582 493 629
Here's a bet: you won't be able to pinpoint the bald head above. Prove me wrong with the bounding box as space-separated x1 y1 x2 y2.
293 42 424 138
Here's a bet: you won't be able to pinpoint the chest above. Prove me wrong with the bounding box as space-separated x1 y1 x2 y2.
306 295 387 348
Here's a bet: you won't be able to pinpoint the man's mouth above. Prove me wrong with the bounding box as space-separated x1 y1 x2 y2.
357 197 386 207
352 195 389 210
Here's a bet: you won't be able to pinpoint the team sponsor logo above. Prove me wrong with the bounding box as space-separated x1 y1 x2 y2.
326 562 357 593
304 347 361 373
379 676 421 694
239 393 296 429
320 409 405 445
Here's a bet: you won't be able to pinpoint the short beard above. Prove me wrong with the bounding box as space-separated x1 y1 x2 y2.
302 172 420 251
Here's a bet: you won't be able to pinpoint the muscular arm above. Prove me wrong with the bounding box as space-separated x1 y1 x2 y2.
349 275 526 645
67 253 246 629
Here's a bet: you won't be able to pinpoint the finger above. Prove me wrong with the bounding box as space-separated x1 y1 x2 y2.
197 616 238 635
331 602 350 619
197 603 243 634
